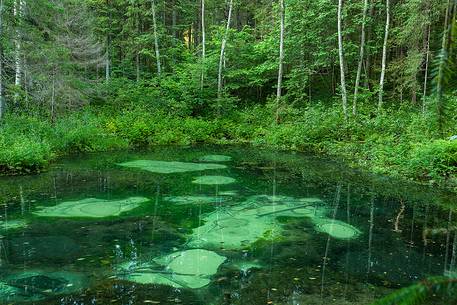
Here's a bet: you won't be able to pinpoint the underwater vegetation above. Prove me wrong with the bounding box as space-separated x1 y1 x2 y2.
0 219 27 231
118 160 227 174
199 155 233 162
0 150 444 305
0 270 87 303
192 176 236 185
118 249 227 289
33 197 150 218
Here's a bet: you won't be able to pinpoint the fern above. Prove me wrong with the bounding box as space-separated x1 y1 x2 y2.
372 276 457 305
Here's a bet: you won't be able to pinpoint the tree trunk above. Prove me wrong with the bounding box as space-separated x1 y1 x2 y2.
217 0 234 100
422 24 431 113
378 0 390 111
172 1 177 39
0 0 4 119
51 68 56 123
276 0 285 124
200 0 206 90
364 0 375 89
353 0 369 115
105 37 110 82
136 4 140 82
14 0 24 103
151 0 161 76
105 0 111 83
338 0 348 120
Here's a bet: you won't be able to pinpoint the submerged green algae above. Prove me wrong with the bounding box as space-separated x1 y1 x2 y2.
188 194 361 249
120 249 227 289
163 195 228 205
0 220 27 231
188 195 327 249
118 160 226 174
199 155 232 162
0 270 87 302
33 197 150 218
315 219 361 239
192 176 236 185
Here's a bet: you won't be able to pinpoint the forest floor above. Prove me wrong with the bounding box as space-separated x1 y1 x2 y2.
0 103 456 191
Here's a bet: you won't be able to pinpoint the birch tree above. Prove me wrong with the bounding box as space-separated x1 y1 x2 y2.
200 0 206 90
378 0 390 110
14 0 25 102
353 0 369 115
422 24 431 113
217 0 234 99
276 0 285 124
151 0 161 76
0 0 4 119
105 0 111 83
338 0 348 120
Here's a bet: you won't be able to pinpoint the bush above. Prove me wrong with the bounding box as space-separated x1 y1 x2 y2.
409 140 457 180
0 134 53 174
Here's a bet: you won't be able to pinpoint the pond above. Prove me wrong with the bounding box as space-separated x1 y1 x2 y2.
0 146 456 305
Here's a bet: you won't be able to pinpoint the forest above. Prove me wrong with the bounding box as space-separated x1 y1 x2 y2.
0 0 457 304
0 0 454 182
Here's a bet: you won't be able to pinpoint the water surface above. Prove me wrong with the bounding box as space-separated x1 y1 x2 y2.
0 146 455 305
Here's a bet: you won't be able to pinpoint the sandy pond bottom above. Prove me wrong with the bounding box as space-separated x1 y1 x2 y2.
0 147 454 304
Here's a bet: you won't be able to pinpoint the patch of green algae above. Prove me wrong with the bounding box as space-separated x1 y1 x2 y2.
192 176 236 185
118 160 226 174
0 220 27 231
33 197 149 218
315 219 361 239
199 155 232 162
188 194 361 249
120 249 226 289
163 196 228 205
188 195 327 250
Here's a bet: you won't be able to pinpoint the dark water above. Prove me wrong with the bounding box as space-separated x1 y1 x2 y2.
0 146 456 305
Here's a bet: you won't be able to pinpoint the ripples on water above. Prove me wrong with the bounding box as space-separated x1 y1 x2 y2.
0 146 455 305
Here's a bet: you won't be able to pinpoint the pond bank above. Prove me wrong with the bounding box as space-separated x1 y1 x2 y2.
0 105 456 192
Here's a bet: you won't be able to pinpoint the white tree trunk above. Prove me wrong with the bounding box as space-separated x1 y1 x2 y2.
151 0 161 76
338 0 348 120
276 0 285 124
200 0 206 90
422 24 431 113
217 0 234 99
14 0 24 99
51 69 56 123
105 36 110 82
353 0 369 115
0 0 4 119
378 0 390 110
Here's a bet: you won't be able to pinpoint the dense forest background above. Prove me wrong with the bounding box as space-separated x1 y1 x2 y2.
0 0 456 185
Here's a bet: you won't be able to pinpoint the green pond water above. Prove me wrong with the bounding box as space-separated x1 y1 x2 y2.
0 146 456 304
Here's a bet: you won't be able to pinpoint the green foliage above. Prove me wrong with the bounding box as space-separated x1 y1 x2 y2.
409 140 457 180
52 113 128 153
0 134 52 174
